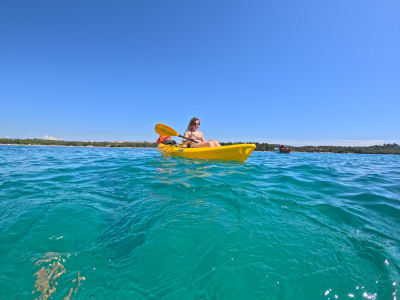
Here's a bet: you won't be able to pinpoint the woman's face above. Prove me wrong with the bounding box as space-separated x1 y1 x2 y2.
193 120 200 130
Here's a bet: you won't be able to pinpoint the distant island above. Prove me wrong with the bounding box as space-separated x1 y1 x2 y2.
0 138 156 148
222 142 400 155
1 138 399 155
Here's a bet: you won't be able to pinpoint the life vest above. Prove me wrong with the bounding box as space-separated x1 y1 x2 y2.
156 135 171 144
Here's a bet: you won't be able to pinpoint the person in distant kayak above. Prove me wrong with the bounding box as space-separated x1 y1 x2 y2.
184 117 221 148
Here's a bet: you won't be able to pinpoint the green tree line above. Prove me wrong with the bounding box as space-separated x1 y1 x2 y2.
1 138 399 154
221 142 400 155
0 138 156 148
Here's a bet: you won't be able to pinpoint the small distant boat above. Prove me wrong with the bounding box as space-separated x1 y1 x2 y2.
275 145 291 153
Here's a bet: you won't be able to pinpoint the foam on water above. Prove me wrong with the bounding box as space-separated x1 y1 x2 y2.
0 146 399 299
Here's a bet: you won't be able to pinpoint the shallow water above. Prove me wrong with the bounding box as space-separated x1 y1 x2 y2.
0 146 399 299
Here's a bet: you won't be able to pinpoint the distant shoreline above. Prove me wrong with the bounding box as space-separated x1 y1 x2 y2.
0 138 156 149
0 143 156 149
1 138 399 155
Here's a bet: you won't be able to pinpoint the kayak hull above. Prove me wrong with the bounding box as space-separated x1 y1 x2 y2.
157 144 256 162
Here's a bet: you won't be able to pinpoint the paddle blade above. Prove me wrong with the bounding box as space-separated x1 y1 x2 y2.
155 123 179 137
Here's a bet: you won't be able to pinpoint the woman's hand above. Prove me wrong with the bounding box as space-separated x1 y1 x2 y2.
183 131 191 144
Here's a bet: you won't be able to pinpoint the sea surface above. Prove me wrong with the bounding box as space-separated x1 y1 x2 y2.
0 145 399 300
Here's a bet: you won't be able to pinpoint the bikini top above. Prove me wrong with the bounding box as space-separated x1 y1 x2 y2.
186 131 202 144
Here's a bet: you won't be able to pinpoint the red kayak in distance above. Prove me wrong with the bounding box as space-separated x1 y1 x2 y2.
275 145 291 153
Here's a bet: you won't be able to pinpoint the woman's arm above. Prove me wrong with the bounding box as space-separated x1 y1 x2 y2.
199 131 205 142
183 131 191 145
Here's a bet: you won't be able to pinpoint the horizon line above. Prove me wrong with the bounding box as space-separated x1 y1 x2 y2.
1 136 399 147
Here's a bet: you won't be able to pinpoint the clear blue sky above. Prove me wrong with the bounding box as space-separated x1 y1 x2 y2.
1 0 399 145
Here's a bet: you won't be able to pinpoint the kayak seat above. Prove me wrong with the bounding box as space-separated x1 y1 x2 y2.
162 139 177 145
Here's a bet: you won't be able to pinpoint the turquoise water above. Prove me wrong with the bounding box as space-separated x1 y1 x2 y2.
0 146 399 299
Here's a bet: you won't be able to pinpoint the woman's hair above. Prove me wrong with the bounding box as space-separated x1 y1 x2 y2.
186 117 199 132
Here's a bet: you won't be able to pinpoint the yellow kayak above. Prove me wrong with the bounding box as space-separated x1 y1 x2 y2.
157 143 256 162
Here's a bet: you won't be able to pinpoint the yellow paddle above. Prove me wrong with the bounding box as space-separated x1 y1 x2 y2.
155 123 199 143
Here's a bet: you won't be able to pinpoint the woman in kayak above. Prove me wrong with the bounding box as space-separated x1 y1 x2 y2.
184 117 221 148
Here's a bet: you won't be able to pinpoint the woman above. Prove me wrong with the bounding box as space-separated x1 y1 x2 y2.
184 117 221 148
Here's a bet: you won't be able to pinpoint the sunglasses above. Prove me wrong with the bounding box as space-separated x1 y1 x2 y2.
194 122 200 126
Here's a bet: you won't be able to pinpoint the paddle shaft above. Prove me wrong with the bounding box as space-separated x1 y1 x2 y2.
179 134 199 143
